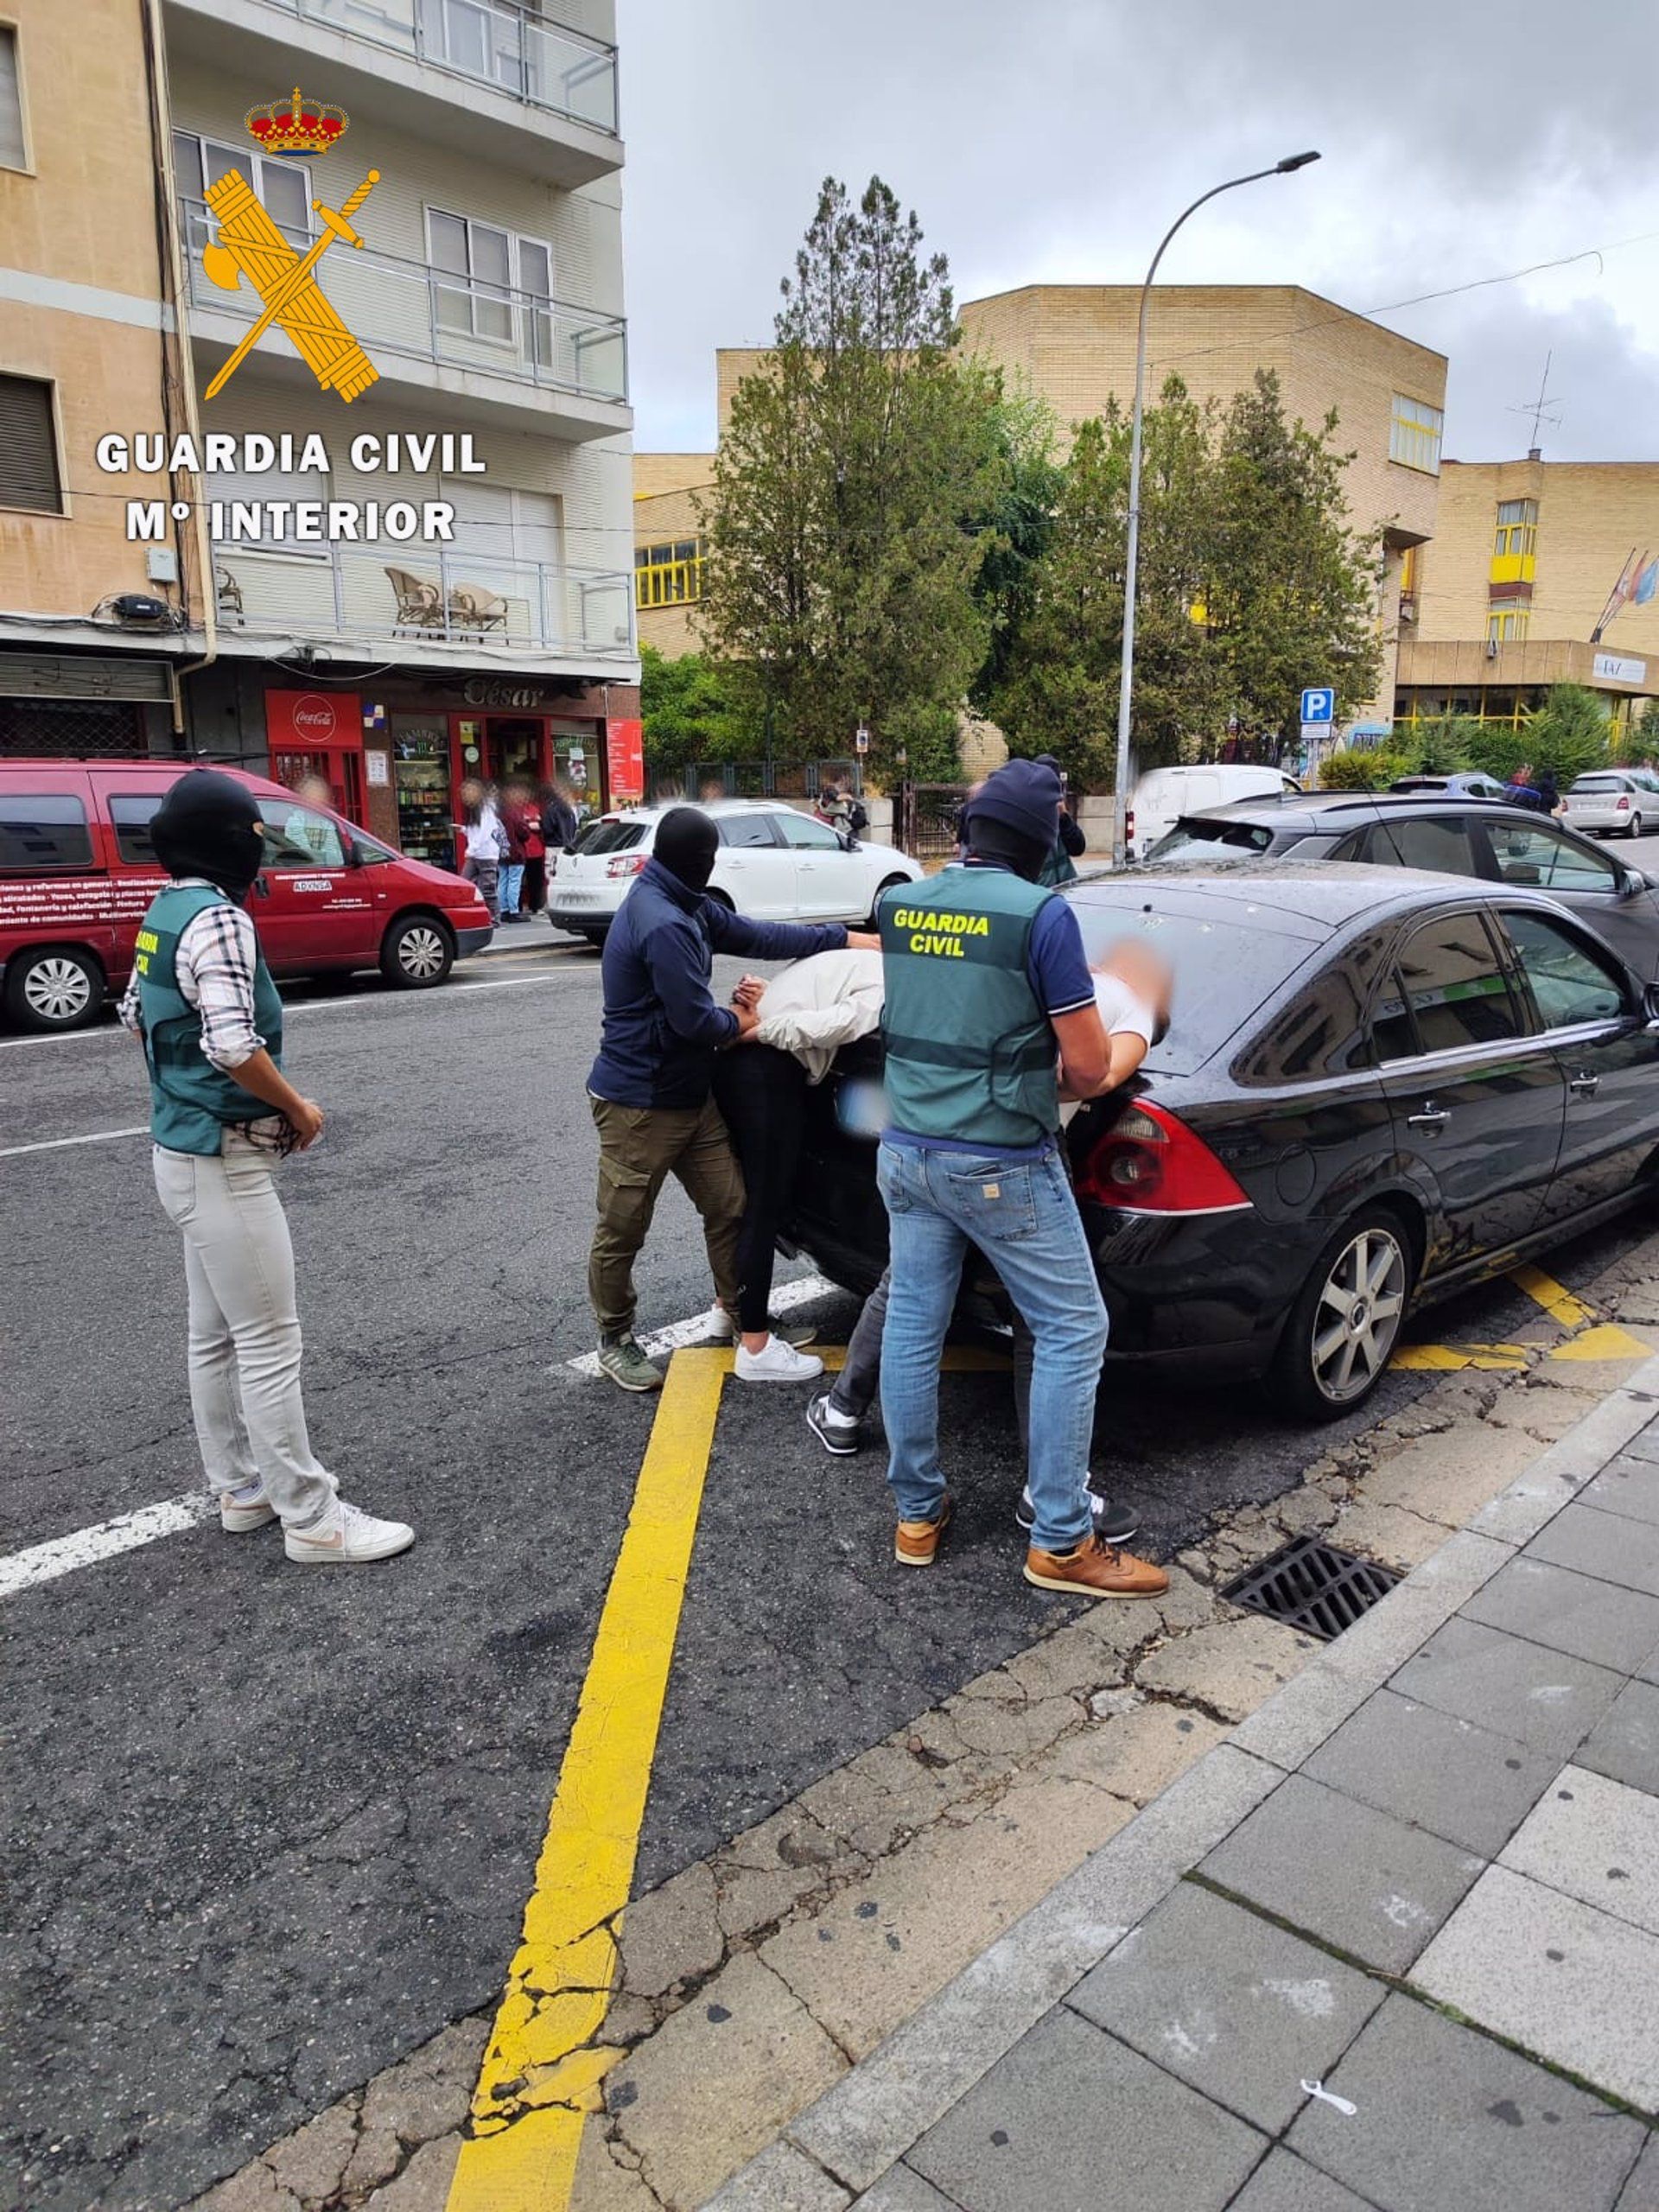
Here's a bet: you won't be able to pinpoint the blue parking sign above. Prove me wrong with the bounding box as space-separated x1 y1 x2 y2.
1300 686 1335 725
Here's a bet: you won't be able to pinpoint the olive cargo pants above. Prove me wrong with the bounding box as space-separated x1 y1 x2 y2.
588 1093 744 1341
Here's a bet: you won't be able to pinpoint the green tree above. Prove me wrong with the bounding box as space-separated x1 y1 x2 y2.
639 645 754 785
697 177 1016 785
1395 715 1480 775
1205 372 1383 743
1465 685 1609 786
1318 747 1406 791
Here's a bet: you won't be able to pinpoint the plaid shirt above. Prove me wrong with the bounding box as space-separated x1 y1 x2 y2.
118 880 265 1072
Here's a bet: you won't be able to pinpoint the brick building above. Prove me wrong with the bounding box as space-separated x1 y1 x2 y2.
1398 457 1659 738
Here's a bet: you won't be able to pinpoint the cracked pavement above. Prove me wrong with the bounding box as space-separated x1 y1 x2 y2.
6 948 1659 2210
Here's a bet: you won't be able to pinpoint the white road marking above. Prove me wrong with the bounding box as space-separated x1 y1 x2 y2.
566 1272 841 1376
0 1125 148 1159
0 1492 213 1599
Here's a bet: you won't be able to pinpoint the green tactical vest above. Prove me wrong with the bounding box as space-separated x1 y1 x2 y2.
878 865 1060 1148
1039 841 1078 888
136 882 284 1156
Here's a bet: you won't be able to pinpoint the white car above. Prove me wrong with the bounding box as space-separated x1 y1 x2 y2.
547 801 923 944
1563 772 1649 839
1129 764 1298 859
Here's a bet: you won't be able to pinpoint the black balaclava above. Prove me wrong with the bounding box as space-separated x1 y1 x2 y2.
150 768 266 902
655 805 719 893
962 758 1064 884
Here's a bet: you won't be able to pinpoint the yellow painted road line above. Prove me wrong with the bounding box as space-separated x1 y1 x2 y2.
447 1345 728 2212
448 1336 1013 2212
1510 1265 1598 1331
1391 1341 1532 1372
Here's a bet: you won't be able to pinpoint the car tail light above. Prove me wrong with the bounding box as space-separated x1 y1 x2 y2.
1075 1101 1251 1216
1618 795 1631 811
1125 808 1135 845
607 853 647 878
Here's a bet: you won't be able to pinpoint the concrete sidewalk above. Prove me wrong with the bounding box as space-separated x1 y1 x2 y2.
710 1362 1659 2212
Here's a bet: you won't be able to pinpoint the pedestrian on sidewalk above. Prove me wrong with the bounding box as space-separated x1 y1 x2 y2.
456 779 505 921
585 806 877 1392
873 758 1168 1599
540 776 579 859
1033 753 1085 886
711 946 886 1378
808 938 1170 1555
120 770 413 1565
498 779 529 921
510 779 547 915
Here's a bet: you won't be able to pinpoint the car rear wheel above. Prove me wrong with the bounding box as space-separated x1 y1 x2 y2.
379 912 454 988
5 946 103 1033
1267 1208 1414 1421
867 873 909 927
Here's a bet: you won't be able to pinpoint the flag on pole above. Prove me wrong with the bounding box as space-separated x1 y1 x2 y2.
1634 554 1659 607
1593 548 1643 641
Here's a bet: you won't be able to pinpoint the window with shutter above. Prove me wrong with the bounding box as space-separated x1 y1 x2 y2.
0 28 26 171
0 376 62 512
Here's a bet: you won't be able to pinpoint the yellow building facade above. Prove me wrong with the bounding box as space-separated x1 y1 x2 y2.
1398 457 1659 734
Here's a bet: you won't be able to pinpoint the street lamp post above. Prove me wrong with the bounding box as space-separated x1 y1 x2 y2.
1111 151 1320 868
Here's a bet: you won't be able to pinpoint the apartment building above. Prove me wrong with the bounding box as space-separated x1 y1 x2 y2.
1397 456 1659 736
0 0 638 853
639 287 1447 726
0 0 194 755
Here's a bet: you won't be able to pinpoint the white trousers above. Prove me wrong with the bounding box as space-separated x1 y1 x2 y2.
152 1134 338 1528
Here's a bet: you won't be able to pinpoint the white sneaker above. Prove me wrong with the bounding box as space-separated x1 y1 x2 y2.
734 1335 825 1383
284 1498 416 1565
701 1305 817 1349
219 1480 276 1533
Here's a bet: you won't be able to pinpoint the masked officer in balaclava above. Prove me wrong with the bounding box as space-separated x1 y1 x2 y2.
874 758 1167 1600
120 769 413 1565
584 804 876 1392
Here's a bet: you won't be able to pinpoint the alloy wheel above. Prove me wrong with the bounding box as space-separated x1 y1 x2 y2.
1309 1226 1407 1404
23 957 94 1026
398 925 448 980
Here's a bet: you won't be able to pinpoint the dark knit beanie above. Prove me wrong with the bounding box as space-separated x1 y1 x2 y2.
963 759 1063 852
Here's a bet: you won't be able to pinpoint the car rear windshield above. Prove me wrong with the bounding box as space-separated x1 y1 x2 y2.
1572 776 1628 792
575 819 646 856
1069 889 1321 1074
1147 817 1276 859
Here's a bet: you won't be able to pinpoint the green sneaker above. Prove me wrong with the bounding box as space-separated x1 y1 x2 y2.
598 1335 664 1393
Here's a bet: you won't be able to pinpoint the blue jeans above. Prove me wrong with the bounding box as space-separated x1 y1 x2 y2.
499 861 524 914
877 1140 1107 1553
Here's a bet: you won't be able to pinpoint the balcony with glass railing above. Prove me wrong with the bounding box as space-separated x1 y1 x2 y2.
179 197 629 438
163 0 620 177
212 543 636 664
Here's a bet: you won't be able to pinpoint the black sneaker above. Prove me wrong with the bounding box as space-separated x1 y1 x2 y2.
806 1392 861 1456
1016 1489 1139 1544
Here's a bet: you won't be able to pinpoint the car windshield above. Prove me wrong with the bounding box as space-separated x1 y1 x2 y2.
575 818 647 855
1147 817 1276 859
1068 887 1322 1075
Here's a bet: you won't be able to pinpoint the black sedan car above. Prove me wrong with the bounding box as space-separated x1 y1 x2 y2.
782 866 1659 1421
1147 790 1659 977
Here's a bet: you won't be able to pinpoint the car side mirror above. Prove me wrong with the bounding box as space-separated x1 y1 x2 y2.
1622 868 1652 898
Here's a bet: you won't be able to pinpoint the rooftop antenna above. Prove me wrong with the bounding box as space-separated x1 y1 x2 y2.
1508 350 1563 460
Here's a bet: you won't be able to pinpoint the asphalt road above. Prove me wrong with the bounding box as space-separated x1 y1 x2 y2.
3 922 1656 2210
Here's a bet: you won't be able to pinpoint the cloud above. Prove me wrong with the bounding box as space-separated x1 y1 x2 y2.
617 0 1659 461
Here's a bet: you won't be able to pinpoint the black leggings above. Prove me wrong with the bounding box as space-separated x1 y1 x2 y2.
711 1045 808 1333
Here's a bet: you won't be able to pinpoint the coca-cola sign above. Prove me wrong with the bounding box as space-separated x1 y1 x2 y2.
266 688 360 748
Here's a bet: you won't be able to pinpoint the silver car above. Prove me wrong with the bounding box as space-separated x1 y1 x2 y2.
1564 772 1649 839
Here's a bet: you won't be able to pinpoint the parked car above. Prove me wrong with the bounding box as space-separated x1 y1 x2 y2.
1128 764 1298 860
1563 772 1649 839
782 865 1659 1420
1389 772 1510 800
546 801 923 946
0 760 493 1033
1143 789 1659 976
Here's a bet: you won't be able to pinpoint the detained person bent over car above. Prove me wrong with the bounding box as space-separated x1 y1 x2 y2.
874 759 1167 1600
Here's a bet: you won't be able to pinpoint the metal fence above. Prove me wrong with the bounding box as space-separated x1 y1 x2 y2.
899 781 969 860
659 760 865 803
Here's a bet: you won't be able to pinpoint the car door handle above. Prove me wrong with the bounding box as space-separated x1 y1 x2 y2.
1407 1105 1451 1131
1568 1071 1601 1097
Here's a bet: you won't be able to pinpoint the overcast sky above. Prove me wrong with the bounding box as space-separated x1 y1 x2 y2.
617 0 1659 467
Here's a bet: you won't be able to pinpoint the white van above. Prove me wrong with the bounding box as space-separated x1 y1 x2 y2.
1128 765 1298 859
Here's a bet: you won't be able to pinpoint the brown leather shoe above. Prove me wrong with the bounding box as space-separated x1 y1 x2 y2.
1024 1535 1169 1599
895 1493 953 1567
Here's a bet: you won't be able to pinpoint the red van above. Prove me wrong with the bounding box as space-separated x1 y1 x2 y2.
0 760 494 1032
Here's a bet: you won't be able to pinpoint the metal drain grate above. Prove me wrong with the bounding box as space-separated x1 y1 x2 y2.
1222 1535 1401 1642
